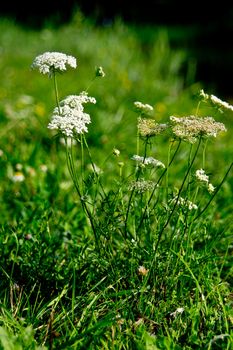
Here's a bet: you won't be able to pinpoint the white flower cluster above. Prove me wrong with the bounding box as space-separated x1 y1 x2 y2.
170 115 226 143
131 155 165 168
195 169 209 183
128 179 155 193
200 89 233 112
134 101 153 115
195 169 215 193
172 196 198 210
31 52 77 75
209 94 233 112
48 92 96 137
137 117 167 137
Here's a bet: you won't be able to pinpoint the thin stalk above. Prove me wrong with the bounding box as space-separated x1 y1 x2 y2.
171 249 207 312
185 143 193 199
137 139 181 231
66 143 98 243
165 140 172 200
195 100 201 116
53 71 61 114
124 138 149 236
202 139 208 169
80 135 85 193
153 137 201 253
82 134 107 202
193 161 233 222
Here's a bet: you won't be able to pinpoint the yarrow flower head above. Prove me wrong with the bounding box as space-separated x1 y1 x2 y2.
138 117 167 137
131 155 165 168
134 101 153 116
31 52 77 76
195 169 215 193
48 92 96 137
195 169 209 184
128 179 155 193
171 196 198 211
199 89 233 112
170 115 226 143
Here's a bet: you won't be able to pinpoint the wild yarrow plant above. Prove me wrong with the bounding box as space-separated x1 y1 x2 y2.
1 47 232 349
32 51 231 246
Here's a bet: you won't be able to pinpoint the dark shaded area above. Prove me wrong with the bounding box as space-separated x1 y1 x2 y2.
0 0 233 97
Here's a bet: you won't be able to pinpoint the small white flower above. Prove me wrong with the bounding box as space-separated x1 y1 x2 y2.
172 196 198 211
208 183 215 193
195 169 209 184
11 172 25 182
134 101 154 115
199 89 233 112
113 148 120 157
195 169 215 194
210 94 233 112
48 92 96 137
31 52 77 75
199 89 209 101
131 155 165 168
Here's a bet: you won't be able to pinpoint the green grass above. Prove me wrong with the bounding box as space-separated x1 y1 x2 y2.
0 14 233 350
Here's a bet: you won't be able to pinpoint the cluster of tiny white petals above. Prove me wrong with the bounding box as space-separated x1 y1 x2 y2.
199 89 209 100
134 101 154 115
170 115 226 143
209 94 233 112
195 169 215 193
195 169 209 183
31 52 77 75
172 196 198 210
137 117 167 137
128 179 155 193
199 89 233 112
48 93 96 137
131 155 165 168
207 183 215 193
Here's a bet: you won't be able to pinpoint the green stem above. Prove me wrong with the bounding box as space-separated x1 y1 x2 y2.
166 140 172 200
153 137 201 253
80 134 85 193
202 139 208 169
195 100 201 116
124 137 149 237
193 161 233 222
185 143 193 198
53 71 61 114
137 139 181 231
66 142 98 243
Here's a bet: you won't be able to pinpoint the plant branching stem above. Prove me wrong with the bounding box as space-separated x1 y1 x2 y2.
153 137 201 253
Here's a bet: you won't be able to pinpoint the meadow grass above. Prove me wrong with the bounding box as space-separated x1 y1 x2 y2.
0 14 233 350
